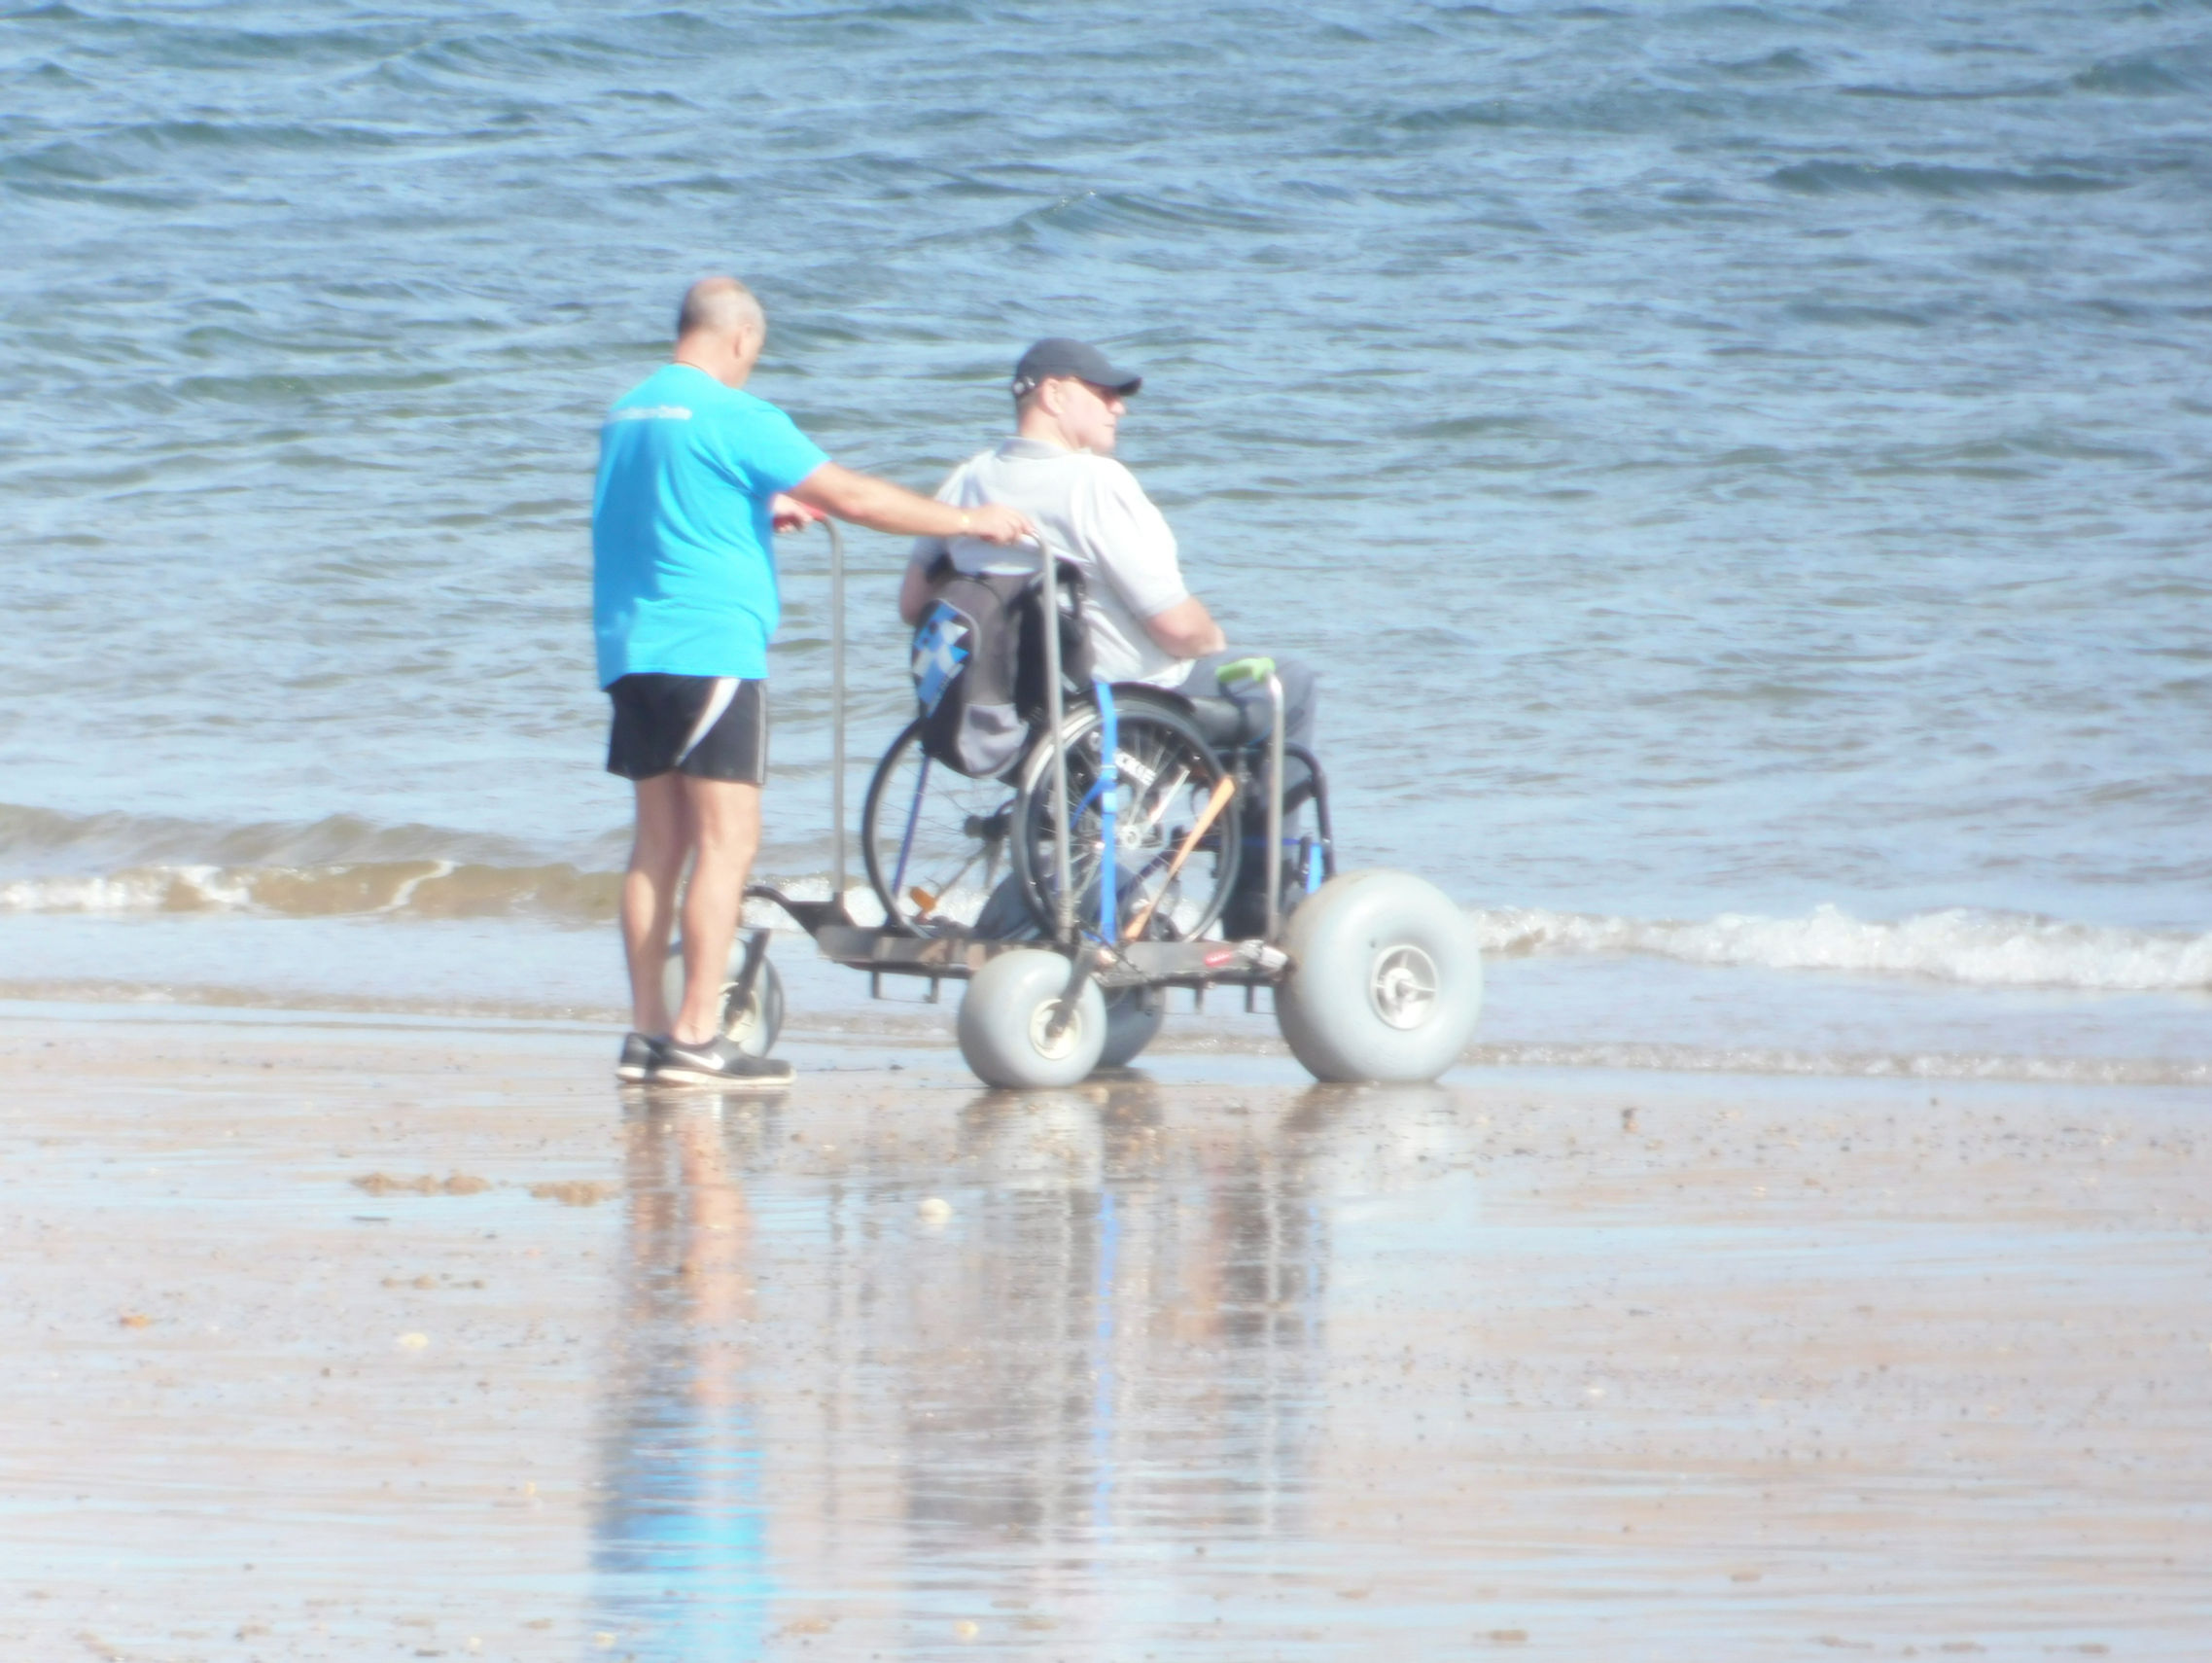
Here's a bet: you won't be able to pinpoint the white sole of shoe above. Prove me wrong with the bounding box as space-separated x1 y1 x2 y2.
647 1065 794 1091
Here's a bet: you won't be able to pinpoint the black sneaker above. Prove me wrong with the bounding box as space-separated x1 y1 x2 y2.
615 1032 667 1083
650 1036 795 1090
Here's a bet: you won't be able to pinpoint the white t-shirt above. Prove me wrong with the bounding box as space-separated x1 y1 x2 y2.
906 438 1192 687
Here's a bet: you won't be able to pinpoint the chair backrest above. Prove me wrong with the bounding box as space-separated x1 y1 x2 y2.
909 554 1093 778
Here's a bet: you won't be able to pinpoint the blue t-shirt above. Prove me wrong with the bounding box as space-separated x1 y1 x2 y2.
591 363 829 686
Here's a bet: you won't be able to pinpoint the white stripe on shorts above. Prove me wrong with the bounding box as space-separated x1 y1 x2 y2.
676 677 738 765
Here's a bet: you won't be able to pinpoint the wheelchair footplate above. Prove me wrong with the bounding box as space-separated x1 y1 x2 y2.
747 884 1291 991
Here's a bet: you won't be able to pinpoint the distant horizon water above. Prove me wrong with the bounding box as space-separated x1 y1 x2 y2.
3 0 2207 1079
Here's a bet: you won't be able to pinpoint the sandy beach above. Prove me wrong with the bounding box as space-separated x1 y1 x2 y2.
4 1000 2207 1661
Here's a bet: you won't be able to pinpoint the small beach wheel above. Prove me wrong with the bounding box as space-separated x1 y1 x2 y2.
1098 987 1167 1069
1273 869 1482 1084
957 949 1107 1089
664 940 786 1057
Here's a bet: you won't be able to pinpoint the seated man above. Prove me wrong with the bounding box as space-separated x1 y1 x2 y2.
900 337 1318 934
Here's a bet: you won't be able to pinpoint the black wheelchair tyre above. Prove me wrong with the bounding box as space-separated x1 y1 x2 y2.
860 718 1022 936
1097 987 1168 1067
1009 693 1241 940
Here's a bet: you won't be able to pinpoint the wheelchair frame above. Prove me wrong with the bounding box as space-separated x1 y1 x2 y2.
741 522 1312 1001
716 520 1479 1088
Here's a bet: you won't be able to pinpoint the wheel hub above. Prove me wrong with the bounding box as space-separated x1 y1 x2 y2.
1027 999 1084 1060
1369 944 1438 1030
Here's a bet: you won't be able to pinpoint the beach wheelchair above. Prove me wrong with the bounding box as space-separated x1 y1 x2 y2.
724 525 1484 1089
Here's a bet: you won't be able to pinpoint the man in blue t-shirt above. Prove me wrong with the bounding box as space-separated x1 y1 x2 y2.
594 276 1032 1088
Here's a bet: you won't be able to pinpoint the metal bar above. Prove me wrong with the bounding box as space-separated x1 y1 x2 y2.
1045 945 1099 1042
891 752 930 908
826 519 848 904
1039 543 1072 943
1096 679 1117 943
1284 742 1334 878
731 928 771 1008
1263 671 1285 941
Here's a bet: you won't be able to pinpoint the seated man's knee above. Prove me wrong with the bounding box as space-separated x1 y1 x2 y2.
1272 657 1319 751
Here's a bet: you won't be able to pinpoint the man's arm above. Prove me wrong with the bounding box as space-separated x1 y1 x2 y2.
790 462 1030 545
1077 463 1226 659
1141 595 1227 659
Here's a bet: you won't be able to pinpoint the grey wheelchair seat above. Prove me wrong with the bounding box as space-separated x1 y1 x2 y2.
1109 684 1268 752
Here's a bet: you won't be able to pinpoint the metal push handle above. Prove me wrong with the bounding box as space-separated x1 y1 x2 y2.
826 518 847 904
1037 539 1073 943
1095 679 1117 943
1263 670 1285 940
779 516 849 908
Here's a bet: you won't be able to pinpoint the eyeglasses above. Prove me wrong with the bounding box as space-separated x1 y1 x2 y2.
1011 373 1124 406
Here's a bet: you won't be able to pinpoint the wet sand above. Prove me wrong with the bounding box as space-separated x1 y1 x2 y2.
4 1003 2208 1661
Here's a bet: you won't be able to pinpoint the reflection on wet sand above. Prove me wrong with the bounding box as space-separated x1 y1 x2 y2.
593 1095 779 1656
589 1079 1381 1656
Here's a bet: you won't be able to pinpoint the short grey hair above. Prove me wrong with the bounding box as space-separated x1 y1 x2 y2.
676 275 764 340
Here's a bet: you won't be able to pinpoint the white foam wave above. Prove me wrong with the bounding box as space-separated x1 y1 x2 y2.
0 867 251 914
5 864 2206 997
1475 902 2212 993
0 860 611 921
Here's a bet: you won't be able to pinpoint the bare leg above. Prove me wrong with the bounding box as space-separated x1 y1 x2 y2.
671 776 763 1045
621 773 691 1036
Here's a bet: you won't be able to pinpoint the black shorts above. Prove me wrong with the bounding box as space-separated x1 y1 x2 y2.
605 674 769 784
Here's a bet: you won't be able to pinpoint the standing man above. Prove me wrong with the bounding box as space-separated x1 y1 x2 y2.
595 276 1032 1086
899 337 1318 937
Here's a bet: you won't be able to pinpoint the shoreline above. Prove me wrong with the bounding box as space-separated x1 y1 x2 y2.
5 981 2206 1091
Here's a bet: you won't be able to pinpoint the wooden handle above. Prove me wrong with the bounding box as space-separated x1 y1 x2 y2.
1124 775 1237 940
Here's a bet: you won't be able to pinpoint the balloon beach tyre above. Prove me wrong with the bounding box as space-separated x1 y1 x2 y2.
958 949 1107 1089
1097 988 1167 1068
664 942 786 1057
1274 869 1482 1083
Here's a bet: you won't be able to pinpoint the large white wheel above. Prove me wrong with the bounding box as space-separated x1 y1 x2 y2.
1097 988 1167 1069
664 940 786 1057
957 949 1107 1089
1274 869 1481 1083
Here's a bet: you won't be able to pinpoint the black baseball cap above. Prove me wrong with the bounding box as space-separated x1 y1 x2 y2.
1011 337 1142 400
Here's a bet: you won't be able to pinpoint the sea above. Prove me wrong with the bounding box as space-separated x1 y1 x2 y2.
4 0 2208 1083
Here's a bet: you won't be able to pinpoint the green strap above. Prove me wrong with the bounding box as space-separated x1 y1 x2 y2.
1214 655 1276 690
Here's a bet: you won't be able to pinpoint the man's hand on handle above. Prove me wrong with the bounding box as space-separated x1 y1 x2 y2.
796 462 1035 546
769 493 825 532
788 462 1034 545
956 503 1033 545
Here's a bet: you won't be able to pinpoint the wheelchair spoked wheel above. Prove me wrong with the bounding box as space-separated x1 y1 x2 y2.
1010 693 1241 941
860 719 1020 937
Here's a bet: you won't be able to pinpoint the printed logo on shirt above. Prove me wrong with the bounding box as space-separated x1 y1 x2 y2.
607 406 693 423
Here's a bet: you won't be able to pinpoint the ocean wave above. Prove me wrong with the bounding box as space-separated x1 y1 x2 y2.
0 861 618 923
1475 903 2212 993
6 801 2205 994
0 802 551 869
1769 160 2121 196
